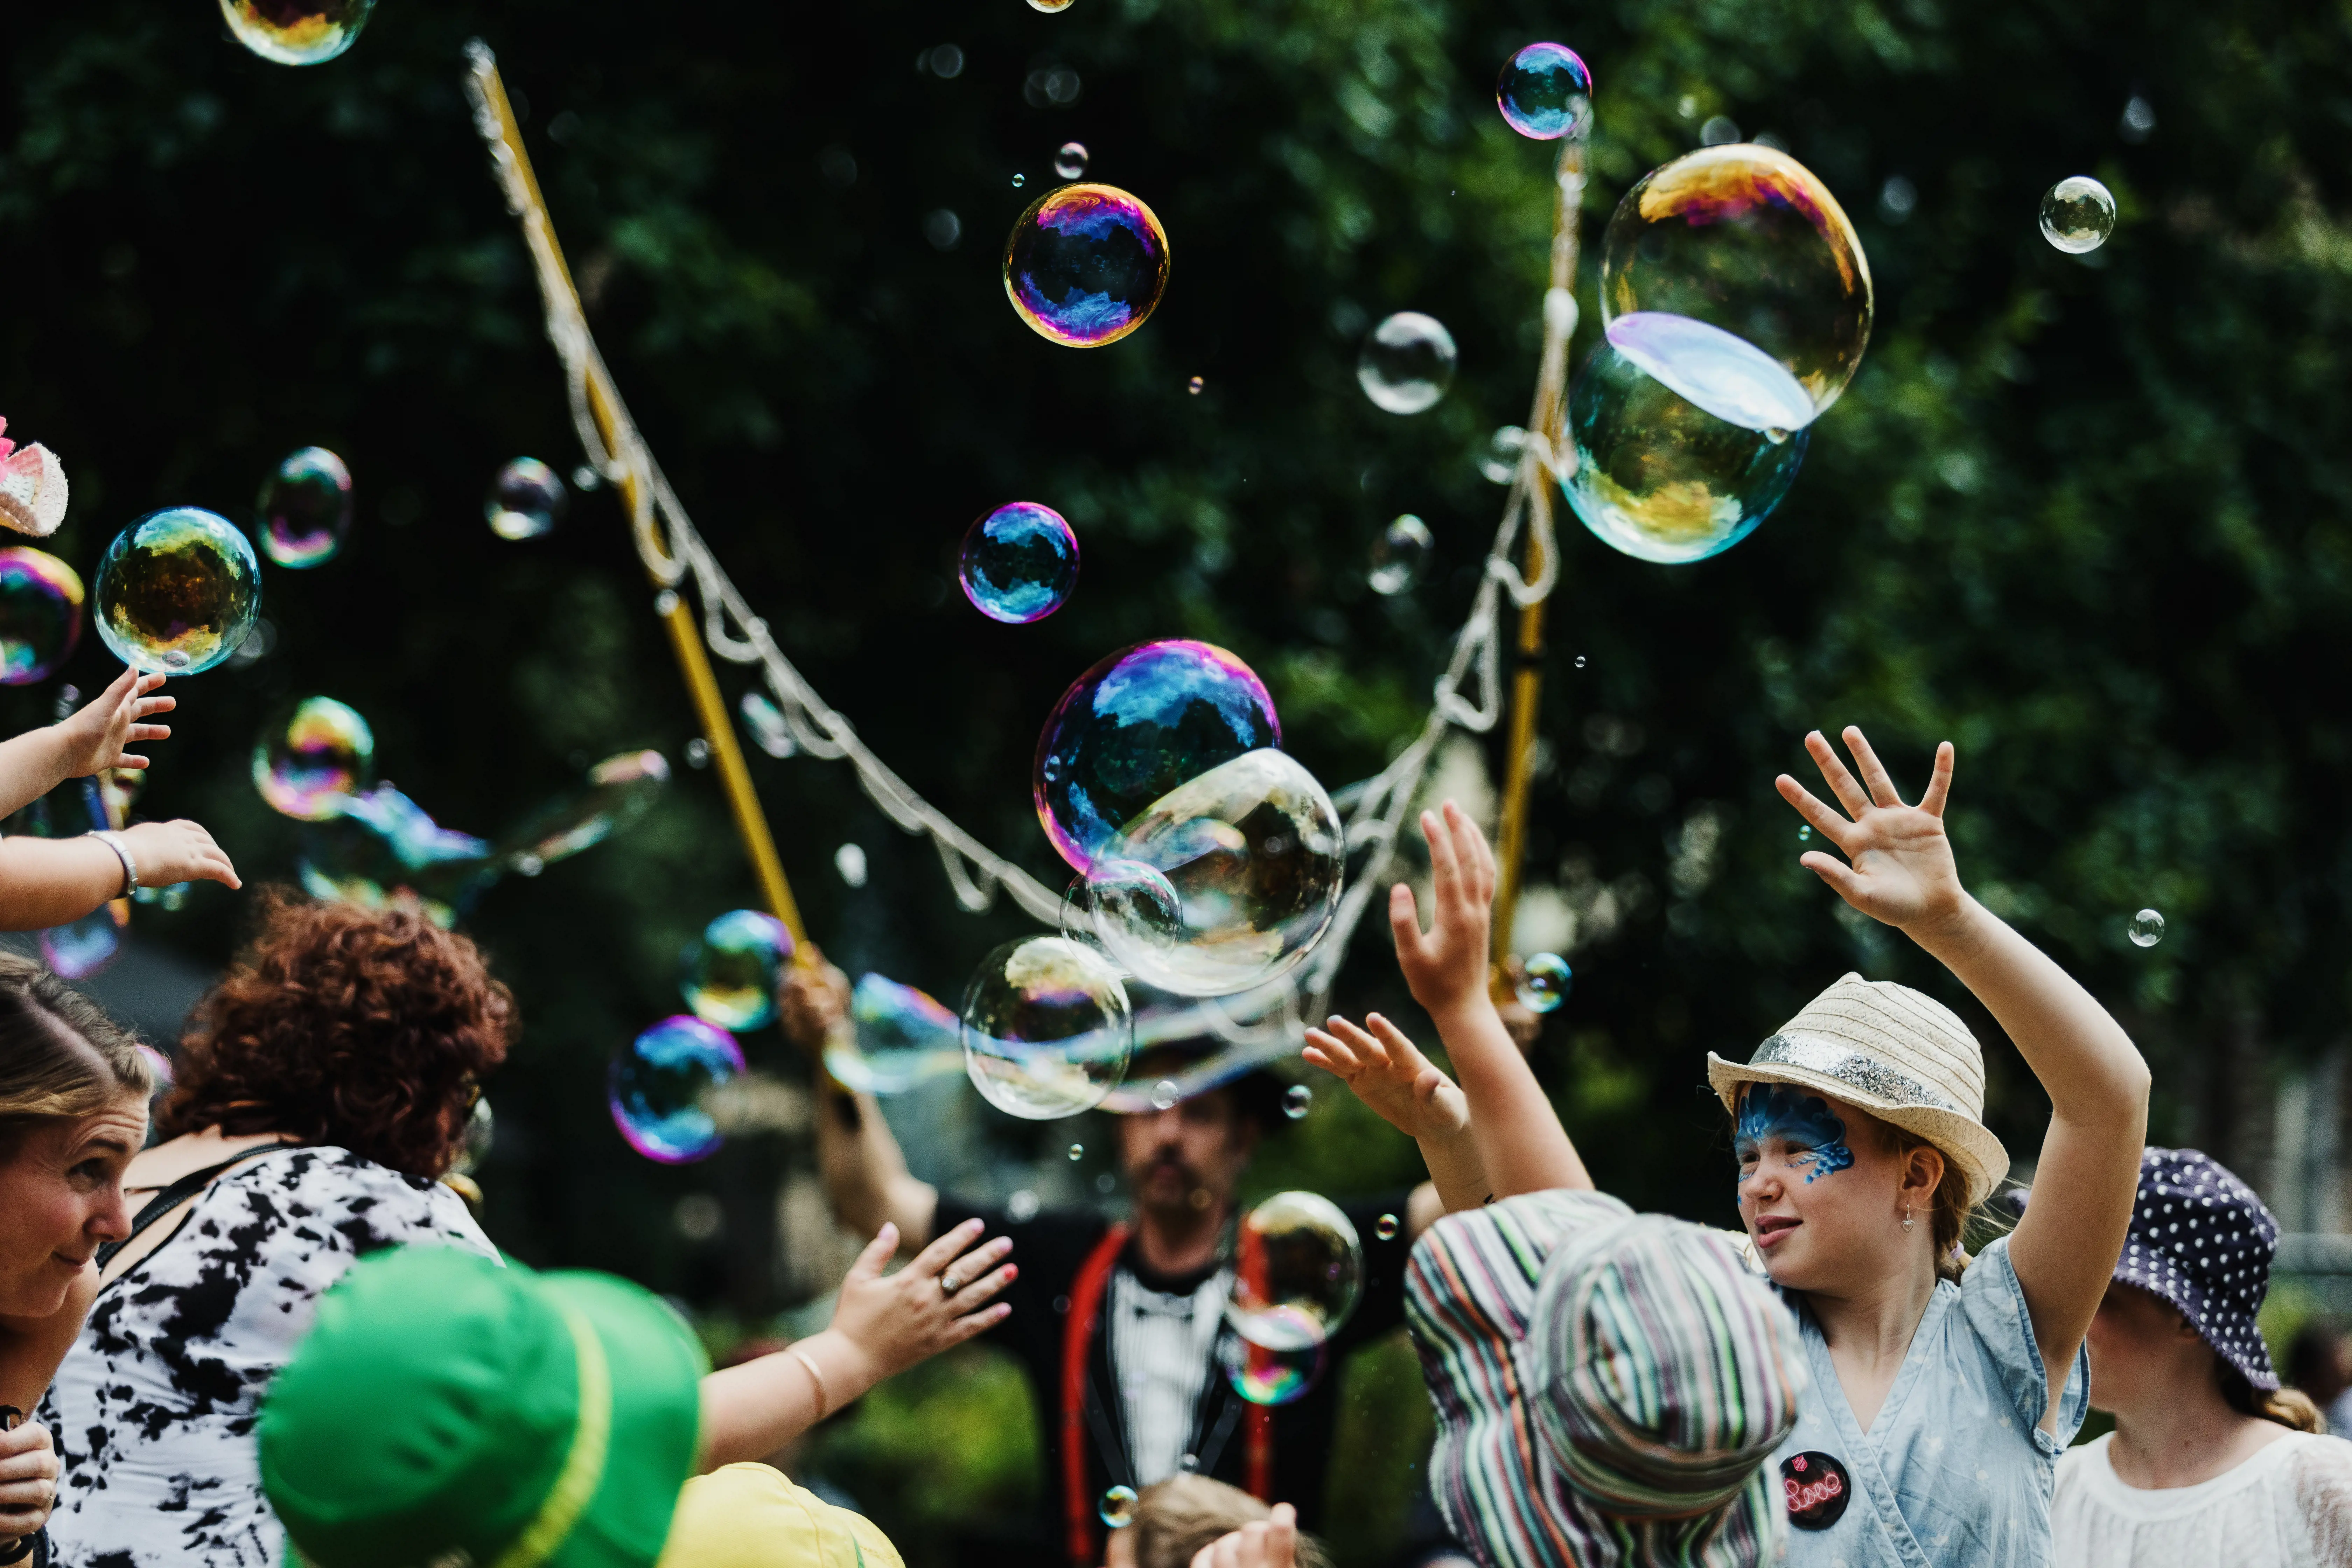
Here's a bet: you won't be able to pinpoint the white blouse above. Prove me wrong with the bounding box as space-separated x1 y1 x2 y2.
2051 1429 2352 1568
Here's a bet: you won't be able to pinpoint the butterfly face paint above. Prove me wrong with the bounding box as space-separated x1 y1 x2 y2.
1735 1083 1855 1184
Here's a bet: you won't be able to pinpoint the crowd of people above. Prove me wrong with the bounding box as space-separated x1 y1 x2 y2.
0 679 2346 1568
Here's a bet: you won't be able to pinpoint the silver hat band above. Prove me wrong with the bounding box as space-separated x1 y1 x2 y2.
1745 1034 1967 1116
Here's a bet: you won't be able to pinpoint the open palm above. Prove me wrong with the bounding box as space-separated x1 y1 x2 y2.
1778 727 1966 937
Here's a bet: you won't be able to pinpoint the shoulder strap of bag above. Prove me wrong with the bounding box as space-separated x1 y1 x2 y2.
94 1146 288 1270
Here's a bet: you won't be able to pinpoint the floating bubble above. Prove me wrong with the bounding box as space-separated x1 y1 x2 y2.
302 785 497 925
1374 1212 1400 1241
42 903 127 982
1098 1486 1138 1530
495 750 669 872
256 446 352 568
2040 176 2116 254
94 507 262 675
1225 1191 1363 1350
1367 514 1432 595
1221 1316 1326 1407
486 458 568 541
1068 1143 1084 1160
1092 750 1343 998
1003 184 1170 348
453 1095 495 1176
1494 42 1592 140
835 843 868 887
1283 1084 1312 1120
1034 639 1280 874
1012 174 1027 189
1516 952 1572 1014
1029 0 1074 11
961 936 1133 1119
740 691 795 757
254 696 376 821
1599 145 1871 429
1086 858 1183 963
2128 908 2165 948
1055 142 1090 180
609 1015 744 1164
680 909 796 1032
1357 313 1458 415
1573 655 1588 668
1186 375 1204 394
825 973 966 1095
961 503 1079 623
1560 341 1808 563
1479 426 1530 485
219 0 374 65
1150 1079 1180 1111
0 548 84 686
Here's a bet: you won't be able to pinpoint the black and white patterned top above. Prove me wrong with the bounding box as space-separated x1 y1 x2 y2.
38 1146 498 1568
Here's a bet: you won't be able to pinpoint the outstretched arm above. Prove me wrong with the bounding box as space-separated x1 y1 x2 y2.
1780 728 2149 1428
0 669 176 820
0 819 239 932
1303 1014 1487 1217
784 950 939 1250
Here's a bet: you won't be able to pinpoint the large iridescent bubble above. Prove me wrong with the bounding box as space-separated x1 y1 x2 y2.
1003 184 1170 348
1560 341 1808 564
219 0 374 66
254 696 375 821
679 909 794 1032
0 548 84 686
94 507 262 675
1224 1191 1363 1351
1092 749 1343 997
1494 43 1591 140
609 1015 743 1164
256 447 352 568
1035 640 1279 875
961 503 1079 624
1221 1314 1327 1406
300 785 496 925
825 973 966 1095
1599 145 1871 430
960 936 1133 1119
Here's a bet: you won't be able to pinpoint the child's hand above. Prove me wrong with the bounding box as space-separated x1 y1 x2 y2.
1389 801 1497 1020
826 1218 1012 1384
1778 728 1964 939
55 669 174 777
119 820 241 890
1303 1014 1468 1143
1189 1503 1298 1568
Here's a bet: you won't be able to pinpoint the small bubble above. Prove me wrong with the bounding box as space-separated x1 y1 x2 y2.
1573 655 1587 669
572 465 603 491
2039 176 2116 254
1098 1486 1138 1530
684 737 710 768
1375 1213 1400 1241
835 842 868 887
1012 173 1026 188
1095 1172 1116 1193
1150 1079 1179 1111
1008 1189 1040 1220
1187 375 1204 394
1798 825 1811 842
1764 427 1791 445
2128 908 2165 948
1055 141 1090 180
1283 1084 1312 1120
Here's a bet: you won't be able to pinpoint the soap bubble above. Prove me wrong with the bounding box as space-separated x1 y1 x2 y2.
2039 176 2116 254
1560 341 1808 563
254 696 375 821
1599 145 1872 429
41 903 127 982
835 843 868 887
1034 639 1280 874
1479 426 1530 485
1374 1213 1400 1241
1367 514 1432 595
1086 858 1183 961
1029 0 1074 11
1003 184 1170 348
740 691 795 757
609 1015 743 1164
0 548 84 686
825 973 966 1095
1494 42 1592 140
1098 1487 1138 1530
219 0 374 65
679 909 795 1032
961 502 1079 623
2128 908 2164 948
256 447 351 568
1068 1143 1084 1160
961 936 1133 1119
1186 375 1204 394
486 458 568 541
1516 952 1572 1013
302 785 497 924
1225 1191 1363 1350
94 507 262 676
1055 142 1090 180
1150 1079 1180 1111
1091 749 1343 997
1221 1319 1325 1406
1012 174 1027 189
495 750 669 871
1283 1084 1312 1120
453 1096 495 1176
1357 312 1457 414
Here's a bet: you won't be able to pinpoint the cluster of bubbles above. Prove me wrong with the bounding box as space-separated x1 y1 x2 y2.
2040 176 2117 254
679 910 795 1032
960 502 1079 623
2128 908 2165 948
1003 185 1170 347
1515 952 1572 1013
0 548 84 685
95 507 263 674
487 458 569 540
608 1014 744 1164
220 0 374 67
1367 515 1432 595
1358 312 1458 415
253 696 375 820
257 447 352 568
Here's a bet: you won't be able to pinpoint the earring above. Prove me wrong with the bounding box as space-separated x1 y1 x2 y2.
1901 1208 1915 1232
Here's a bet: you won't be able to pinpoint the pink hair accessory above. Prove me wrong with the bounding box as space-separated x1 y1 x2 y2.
0 418 70 537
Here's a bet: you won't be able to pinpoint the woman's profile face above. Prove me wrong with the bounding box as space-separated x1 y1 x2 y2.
0 1093 145 1316
1734 1084 1926 1293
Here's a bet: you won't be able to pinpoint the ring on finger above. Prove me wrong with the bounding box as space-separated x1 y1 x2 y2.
939 1271 961 1295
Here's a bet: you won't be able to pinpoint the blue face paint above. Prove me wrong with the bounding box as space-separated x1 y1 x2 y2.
1735 1083 1855 1184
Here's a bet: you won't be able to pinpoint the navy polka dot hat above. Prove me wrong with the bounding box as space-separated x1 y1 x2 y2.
2116 1147 2280 1388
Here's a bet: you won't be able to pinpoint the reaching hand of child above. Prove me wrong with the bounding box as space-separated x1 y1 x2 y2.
1303 1014 1467 1143
1189 1504 1300 1568
1389 801 1497 1021
825 1218 1012 1385
1778 728 1965 940
119 820 241 890
55 669 174 777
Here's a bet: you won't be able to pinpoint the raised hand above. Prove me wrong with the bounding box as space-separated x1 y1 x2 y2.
826 1217 1012 1383
119 819 241 890
56 668 174 776
1389 801 1498 1020
1189 1503 1299 1568
1778 728 1964 939
1304 1014 1467 1143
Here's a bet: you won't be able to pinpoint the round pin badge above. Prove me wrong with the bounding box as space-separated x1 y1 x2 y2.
1780 1450 1852 1530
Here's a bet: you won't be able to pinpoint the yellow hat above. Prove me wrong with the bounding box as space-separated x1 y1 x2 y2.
656 1465 904 1568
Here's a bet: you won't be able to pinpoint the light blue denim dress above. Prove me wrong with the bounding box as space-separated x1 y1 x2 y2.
1773 1238 2089 1566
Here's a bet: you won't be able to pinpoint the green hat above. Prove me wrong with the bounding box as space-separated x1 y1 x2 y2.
260 1246 708 1568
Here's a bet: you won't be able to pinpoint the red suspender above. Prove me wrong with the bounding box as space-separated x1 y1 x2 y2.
1246 1402 1273 1500
1062 1223 1129 1568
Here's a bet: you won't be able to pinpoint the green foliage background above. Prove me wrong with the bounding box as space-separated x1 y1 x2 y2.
7 0 2350 1560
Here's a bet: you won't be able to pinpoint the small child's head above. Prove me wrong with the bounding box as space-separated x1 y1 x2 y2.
1102 1476 1331 1568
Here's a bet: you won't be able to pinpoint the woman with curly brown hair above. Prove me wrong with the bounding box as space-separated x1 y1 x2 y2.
38 891 512 1568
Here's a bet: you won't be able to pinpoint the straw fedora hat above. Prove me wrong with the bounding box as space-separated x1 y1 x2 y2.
1704 974 2009 1208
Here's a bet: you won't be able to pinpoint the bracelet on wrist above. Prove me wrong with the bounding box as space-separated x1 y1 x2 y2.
91 831 137 896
